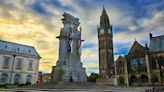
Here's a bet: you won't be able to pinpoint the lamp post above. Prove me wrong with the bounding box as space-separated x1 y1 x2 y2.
9 55 16 84
160 65 164 86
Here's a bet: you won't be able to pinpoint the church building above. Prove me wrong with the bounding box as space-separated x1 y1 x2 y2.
115 33 164 86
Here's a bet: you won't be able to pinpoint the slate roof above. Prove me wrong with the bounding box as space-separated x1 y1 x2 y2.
149 35 164 52
0 40 41 59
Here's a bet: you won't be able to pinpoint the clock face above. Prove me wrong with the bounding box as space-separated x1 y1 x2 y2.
108 29 111 34
100 29 104 34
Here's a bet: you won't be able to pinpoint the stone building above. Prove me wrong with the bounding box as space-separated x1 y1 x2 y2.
37 72 51 83
125 40 148 86
148 33 164 85
0 40 41 84
115 55 129 86
37 71 43 84
98 7 114 78
115 33 164 86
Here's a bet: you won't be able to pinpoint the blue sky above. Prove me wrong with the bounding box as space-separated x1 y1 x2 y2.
0 0 163 75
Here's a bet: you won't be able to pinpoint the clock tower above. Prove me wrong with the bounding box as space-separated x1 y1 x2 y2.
98 7 114 78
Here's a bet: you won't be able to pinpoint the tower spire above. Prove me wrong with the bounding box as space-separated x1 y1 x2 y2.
102 6 107 16
100 6 110 29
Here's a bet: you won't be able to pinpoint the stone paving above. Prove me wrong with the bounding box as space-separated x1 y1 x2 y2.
1 82 163 92
0 88 156 92
8 86 161 92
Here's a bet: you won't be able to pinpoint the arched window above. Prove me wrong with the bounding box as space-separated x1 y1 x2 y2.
134 49 139 55
14 74 21 84
139 58 146 64
130 59 137 65
1 73 8 84
138 58 146 72
26 75 32 84
129 59 137 72
130 76 137 84
140 75 148 83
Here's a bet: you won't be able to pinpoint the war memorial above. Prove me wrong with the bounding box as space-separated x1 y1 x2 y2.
51 12 87 82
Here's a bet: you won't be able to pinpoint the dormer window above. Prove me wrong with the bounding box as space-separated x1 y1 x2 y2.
29 50 31 54
5 45 10 51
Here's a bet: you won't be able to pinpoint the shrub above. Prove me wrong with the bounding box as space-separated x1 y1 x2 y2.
87 72 100 82
14 82 19 85
18 84 25 87
0 84 7 89
26 82 31 85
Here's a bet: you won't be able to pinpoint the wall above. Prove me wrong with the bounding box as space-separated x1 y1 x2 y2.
0 53 39 84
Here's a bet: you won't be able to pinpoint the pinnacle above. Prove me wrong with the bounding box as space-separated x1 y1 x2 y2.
102 6 107 16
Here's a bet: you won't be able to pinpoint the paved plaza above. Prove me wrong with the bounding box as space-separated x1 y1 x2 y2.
1 85 163 92
2 82 161 92
0 88 156 92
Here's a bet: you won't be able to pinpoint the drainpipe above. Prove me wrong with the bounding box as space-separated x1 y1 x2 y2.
9 55 16 84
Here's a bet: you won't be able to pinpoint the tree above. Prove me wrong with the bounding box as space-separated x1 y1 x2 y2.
87 73 100 82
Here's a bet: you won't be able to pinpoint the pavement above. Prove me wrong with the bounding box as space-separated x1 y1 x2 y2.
0 87 156 92
0 82 163 92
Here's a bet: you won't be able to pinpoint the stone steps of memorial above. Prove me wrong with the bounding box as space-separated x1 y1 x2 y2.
20 82 162 91
22 82 117 89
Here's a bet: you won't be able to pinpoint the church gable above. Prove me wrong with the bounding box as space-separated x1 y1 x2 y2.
116 55 125 62
127 41 145 58
115 55 126 67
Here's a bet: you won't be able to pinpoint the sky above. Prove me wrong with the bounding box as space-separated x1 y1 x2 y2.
0 0 163 75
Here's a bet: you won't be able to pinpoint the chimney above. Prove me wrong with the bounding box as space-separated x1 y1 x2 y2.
145 43 149 50
149 33 153 39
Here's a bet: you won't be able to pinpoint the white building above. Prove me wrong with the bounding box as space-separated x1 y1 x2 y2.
0 40 41 84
